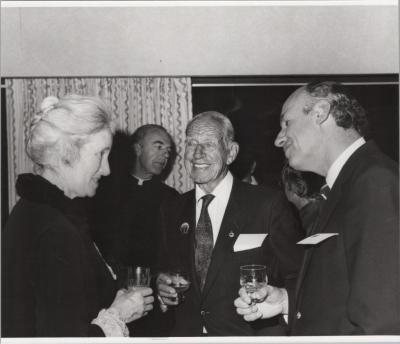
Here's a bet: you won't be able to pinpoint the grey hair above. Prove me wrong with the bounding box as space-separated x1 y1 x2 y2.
26 94 115 173
186 111 235 149
302 81 369 136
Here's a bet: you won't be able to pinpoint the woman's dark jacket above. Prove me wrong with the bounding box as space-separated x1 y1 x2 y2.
2 174 118 337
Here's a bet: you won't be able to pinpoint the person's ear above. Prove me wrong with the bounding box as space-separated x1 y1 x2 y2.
312 100 331 125
134 142 142 156
226 142 239 165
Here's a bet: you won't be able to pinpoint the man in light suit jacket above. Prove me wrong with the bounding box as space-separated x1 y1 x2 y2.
156 111 304 336
235 81 400 335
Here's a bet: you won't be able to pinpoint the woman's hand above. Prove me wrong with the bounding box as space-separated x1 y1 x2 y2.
109 287 154 323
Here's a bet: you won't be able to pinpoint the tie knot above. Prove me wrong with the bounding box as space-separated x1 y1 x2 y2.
201 194 215 209
320 184 331 200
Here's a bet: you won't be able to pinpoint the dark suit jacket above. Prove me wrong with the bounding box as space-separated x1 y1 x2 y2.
2 174 117 337
159 178 304 336
111 176 180 269
290 141 400 335
110 176 179 337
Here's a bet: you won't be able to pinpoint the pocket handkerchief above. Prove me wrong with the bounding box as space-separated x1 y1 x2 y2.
297 233 338 245
233 233 268 252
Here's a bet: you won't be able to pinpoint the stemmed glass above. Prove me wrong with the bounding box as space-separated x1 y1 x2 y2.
170 270 191 303
240 264 267 305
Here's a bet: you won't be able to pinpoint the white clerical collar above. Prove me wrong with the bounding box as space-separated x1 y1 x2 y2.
131 174 152 186
195 171 233 204
326 137 366 188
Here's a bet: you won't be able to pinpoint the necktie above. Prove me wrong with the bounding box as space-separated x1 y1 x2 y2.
195 194 215 291
319 184 331 201
306 184 331 236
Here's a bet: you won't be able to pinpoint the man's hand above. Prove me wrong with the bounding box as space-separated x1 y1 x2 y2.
156 273 179 309
234 284 288 321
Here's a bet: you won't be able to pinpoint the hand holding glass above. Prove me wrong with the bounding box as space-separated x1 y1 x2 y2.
240 264 267 305
170 271 190 303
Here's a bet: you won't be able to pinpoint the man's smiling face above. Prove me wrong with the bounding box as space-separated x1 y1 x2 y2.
184 118 233 193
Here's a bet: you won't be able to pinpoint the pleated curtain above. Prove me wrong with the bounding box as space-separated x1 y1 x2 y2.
5 77 193 210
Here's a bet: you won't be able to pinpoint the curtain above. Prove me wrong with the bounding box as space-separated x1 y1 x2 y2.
5 77 193 210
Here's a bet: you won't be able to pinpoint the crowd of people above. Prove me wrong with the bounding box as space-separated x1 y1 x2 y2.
2 81 399 337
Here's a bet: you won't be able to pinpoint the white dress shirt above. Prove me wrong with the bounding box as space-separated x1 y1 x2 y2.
195 171 233 246
326 137 366 188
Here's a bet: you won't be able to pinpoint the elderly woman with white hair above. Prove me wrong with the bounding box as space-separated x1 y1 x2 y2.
2 95 154 337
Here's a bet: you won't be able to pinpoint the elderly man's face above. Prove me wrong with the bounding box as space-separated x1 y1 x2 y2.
184 118 237 193
274 90 320 172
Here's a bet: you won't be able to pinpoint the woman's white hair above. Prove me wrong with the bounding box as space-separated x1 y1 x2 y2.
26 94 115 173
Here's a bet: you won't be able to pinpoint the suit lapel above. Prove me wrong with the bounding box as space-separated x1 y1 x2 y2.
176 192 201 298
293 141 373 314
314 141 376 235
293 183 343 311
202 180 243 299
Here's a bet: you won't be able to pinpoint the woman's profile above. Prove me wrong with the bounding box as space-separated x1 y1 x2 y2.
2 94 154 337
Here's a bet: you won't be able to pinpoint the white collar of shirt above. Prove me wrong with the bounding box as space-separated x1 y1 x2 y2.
326 137 366 188
250 175 258 185
195 171 233 245
131 174 151 186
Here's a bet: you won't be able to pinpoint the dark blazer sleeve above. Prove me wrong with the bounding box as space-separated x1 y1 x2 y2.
36 223 105 337
342 168 399 334
155 194 181 273
267 192 304 287
257 190 304 335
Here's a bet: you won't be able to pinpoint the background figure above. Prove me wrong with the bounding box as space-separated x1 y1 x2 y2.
157 111 303 336
91 124 179 336
230 147 259 185
281 163 325 235
2 95 153 337
90 130 132 261
111 124 179 270
235 81 399 335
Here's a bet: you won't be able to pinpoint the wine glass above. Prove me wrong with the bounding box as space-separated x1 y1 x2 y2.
170 270 191 303
240 264 267 305
125 266 151 289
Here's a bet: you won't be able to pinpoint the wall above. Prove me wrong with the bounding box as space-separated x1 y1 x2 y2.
1 3 398 77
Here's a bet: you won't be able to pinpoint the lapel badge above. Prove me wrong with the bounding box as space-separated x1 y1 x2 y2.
180 222 190 235
228 231 235 238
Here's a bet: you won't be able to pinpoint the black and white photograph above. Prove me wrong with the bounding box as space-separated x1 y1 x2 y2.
1 1 399 344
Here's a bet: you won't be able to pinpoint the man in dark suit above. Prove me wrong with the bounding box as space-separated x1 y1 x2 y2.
156 111 304 336
234 81 399 335
111 125 179 270
91 125 179 336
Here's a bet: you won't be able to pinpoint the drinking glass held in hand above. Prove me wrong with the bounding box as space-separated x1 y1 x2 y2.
170 271 191 303
125 266 151 290
156 270 191 309
240 265 267 305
